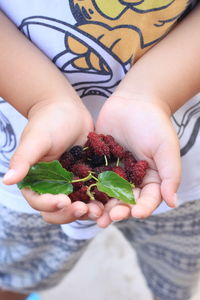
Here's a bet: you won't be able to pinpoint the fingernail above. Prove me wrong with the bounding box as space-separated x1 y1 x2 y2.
132 214 140 219
57 201 68 209
74 210 87 218
3 169 16 183
88 213 99 220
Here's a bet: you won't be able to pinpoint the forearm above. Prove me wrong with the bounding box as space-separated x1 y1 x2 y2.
0 11 79 117
114 3 200 113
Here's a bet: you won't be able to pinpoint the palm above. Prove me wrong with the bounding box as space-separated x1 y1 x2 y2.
95 96 180 225
9 101 105 225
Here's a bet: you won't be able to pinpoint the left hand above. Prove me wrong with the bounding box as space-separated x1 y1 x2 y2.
95 94 181 228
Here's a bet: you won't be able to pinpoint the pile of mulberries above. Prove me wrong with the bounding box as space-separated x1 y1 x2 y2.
59 132 148 204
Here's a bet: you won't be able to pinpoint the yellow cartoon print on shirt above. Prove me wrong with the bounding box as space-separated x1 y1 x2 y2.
19 0 193 97
68 0 188 72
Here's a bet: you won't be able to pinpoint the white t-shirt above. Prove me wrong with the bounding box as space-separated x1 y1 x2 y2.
0 0 199 239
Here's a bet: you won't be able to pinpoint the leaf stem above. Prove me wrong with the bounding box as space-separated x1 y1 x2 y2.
91 174 98 181
87 183 97 200
72 172 93 183
116 157 120 167
104 155 108 166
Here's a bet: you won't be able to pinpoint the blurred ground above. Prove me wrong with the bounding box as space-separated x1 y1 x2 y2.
39 226 200 300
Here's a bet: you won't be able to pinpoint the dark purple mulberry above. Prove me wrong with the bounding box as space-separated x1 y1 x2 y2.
69 145 84 160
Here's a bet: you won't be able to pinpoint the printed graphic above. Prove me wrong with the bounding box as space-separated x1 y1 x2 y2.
19 0 188 98
0 100 17 176
68 0 188 66
172 100 200 156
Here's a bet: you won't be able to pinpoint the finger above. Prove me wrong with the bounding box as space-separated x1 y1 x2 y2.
96 199 118 228
109 204 130 221
96 212 111 228
41 201 88 224
21 188 71 212
154 136 181 207
87 200 104 220
109 188 140 221
78 200 104 220
131 183 161 218
3 126 51 185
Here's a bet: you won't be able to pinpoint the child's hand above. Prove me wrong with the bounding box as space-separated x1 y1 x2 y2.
3 99 103 223
95 95 181 227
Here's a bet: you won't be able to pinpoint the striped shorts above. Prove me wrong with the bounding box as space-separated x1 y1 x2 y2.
1 200 200 300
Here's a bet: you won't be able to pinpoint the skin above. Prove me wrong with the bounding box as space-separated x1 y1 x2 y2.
1 4 200 299
0 11 104 223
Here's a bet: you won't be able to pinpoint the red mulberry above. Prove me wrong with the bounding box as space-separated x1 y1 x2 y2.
93 187 110 204
87 132 110 156
72 177 84 191
71 163 91 178
103 135 125 159
136 160 149 170
59 152 75 170
112 166 128 180
128 160 149 186
69 186 90 203
83 140 94 158
124 151 137 174
93 166 111 175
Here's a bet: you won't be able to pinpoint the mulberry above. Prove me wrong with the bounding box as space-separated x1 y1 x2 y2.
69 186 90 203
89 154 105 167
71 163 91 178
87 132 110 157
137 160 149 170
83 141 94 158
69 145 84 160
128 160 149 186
60 132 149 204
112 166 128 180
72 177 84 191
103 135 125 159
59 152 75 169
124 151 137 175
93 187 110 204
93 166 111 175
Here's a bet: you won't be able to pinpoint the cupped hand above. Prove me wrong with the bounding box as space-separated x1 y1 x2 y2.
3 99 103 223
95 95 181 227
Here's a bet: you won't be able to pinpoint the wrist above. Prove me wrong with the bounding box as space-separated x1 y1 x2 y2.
112 90 172 117
27 92 82 120
26 95 93 146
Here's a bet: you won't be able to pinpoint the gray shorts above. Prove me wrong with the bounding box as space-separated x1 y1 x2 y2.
1 200 200 300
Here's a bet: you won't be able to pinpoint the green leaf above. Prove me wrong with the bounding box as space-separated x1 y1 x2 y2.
17 160 73 195
97 171 135 204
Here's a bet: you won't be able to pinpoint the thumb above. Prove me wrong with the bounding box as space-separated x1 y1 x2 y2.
3 126 51 185
154 138 181 208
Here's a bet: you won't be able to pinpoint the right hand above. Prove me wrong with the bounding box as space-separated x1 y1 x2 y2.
3 98 103 224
